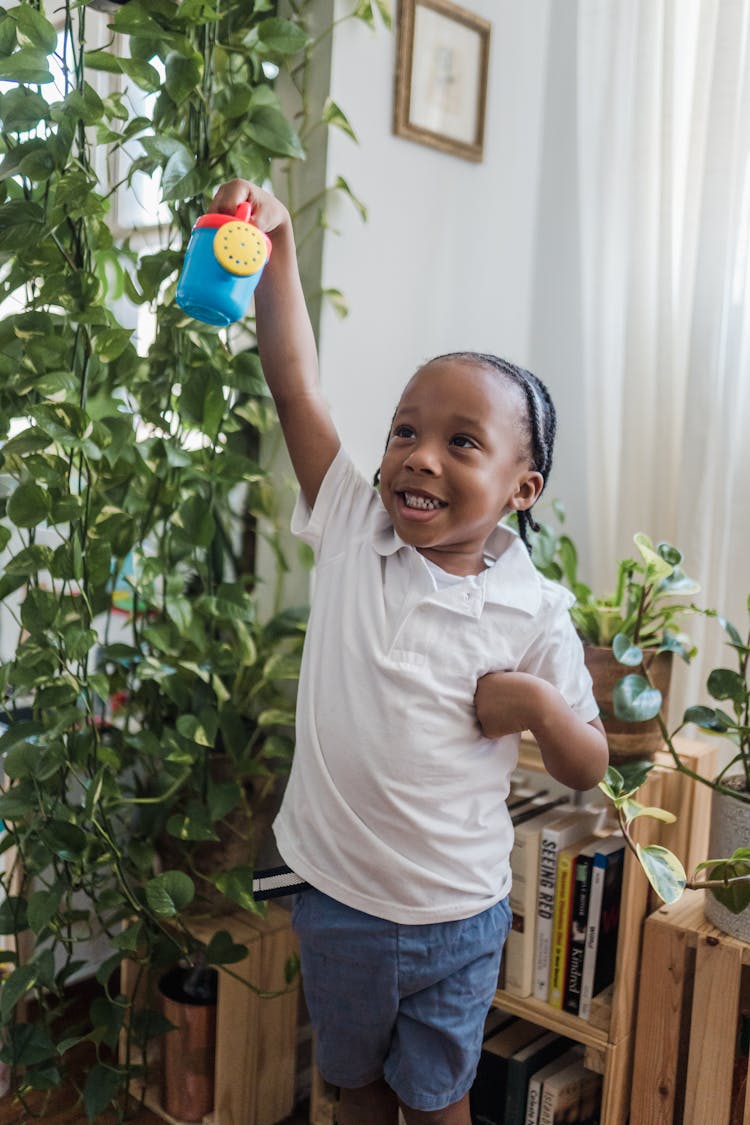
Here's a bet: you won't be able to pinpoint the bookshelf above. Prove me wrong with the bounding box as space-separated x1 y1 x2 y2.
307 735 717 1125
488 733 718 1125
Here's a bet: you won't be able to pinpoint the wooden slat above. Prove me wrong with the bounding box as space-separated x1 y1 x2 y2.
211 917 263 1125
629 912 690 1124
243 904 300 1125
683 934 743 1125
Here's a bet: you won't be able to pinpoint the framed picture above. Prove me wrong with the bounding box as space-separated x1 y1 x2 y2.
393 0 491 162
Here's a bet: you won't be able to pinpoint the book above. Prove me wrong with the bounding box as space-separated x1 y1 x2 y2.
563 837 603 1015
548 835 599 1009
481 1006 517 1041
504 802 573 998
503 1032 574 1125
470 1019 548 1125
579 834 626 1019
538 1054 602 1125
532 807 605 1002
512 794 569 827
524 1045 582 1125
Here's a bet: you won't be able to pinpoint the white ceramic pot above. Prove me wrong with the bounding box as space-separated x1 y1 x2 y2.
704 778 750 942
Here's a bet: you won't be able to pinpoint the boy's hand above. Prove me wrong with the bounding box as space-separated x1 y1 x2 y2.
474 671 608 791
209 179 290 238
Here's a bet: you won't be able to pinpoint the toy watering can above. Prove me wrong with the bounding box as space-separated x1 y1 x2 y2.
176 202 272 327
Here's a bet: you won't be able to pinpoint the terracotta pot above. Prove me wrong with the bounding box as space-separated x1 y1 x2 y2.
159 967 218 1122
584 645 673 763
704 778 750 942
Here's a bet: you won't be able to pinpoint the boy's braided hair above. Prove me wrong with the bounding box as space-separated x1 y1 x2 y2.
433 352 557 552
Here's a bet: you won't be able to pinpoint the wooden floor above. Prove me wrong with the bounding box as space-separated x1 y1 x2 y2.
0 1088 310 1124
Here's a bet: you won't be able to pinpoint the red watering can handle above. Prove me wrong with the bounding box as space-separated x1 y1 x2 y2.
235 202 253 224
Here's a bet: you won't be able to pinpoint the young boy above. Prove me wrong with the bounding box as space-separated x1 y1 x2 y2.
210 181 608 1125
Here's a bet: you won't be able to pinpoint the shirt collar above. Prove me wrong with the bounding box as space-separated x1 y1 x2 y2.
371 513 542 616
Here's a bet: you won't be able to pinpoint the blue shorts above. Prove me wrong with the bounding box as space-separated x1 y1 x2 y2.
291 889 512 1112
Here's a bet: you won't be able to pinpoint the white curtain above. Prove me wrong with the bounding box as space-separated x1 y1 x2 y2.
576 0 750 717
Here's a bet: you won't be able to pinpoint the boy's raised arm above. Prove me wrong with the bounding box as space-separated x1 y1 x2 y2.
210 180 340 507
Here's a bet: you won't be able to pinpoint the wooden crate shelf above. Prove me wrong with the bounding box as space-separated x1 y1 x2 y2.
121 903 299 1125
630 889 750 1125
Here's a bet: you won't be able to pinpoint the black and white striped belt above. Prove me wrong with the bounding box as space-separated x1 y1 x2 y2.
252 864 311 901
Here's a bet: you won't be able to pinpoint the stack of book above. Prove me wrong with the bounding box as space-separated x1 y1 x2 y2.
470 1017 602 1124
502 798 625 1019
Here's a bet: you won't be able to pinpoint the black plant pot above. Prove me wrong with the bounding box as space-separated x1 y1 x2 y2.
159 966 218 1122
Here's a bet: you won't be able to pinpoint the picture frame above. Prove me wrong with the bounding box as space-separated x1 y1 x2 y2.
393 0 491 163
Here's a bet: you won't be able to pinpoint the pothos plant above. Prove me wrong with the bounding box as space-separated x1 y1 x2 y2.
0 0 388 1118
601 598 750 914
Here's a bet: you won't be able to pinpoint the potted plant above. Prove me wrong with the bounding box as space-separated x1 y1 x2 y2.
526 506 700 759
0 0 384 1116
601 597 750 941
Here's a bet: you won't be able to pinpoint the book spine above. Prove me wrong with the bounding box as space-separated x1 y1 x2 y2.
548 848 575 1008
564 851 594 1015
539 1075 583 1125
579 857 607 1020
591 849 625 999
524 1076 542 1125
504 830 541 997
532 830 559 1000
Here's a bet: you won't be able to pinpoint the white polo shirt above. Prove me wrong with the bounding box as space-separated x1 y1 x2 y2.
272 448 599 924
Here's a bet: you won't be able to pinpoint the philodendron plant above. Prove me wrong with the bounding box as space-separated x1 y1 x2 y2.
600 598 750 915
0 0 388 1118
527 505 700 724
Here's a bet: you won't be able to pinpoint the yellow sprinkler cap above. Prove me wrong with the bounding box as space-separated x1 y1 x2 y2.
213 221 269 276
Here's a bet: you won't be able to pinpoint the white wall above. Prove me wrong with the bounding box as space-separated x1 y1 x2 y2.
315 0 592 556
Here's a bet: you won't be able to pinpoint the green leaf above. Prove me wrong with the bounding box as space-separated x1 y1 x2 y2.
204 929 249 966
13 5 58 52
92 327 133 362
322 98 358 142
707 668 746 704
166 804 219 842
84 1064 121 1123
613 673 662 723
633 533 674 582
39 821 88 861
619 798 676 825
245 106 305 159
333 174 367 220
1 963 37 1020
213 865 262 913
145 871 195 917
322 288 349 318
0 47 52 84
165 49 202 103
7 481 49 529
612 633 643 667
0 86 50 131
27 887 63 935
0 896 29 935
2 1024 56 1067
4 543 53 577
702 852 750 914
683 705 730 732
635 843 686 904
255 17 309 55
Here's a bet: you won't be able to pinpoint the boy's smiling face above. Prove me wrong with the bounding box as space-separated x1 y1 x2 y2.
378 358 543 575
